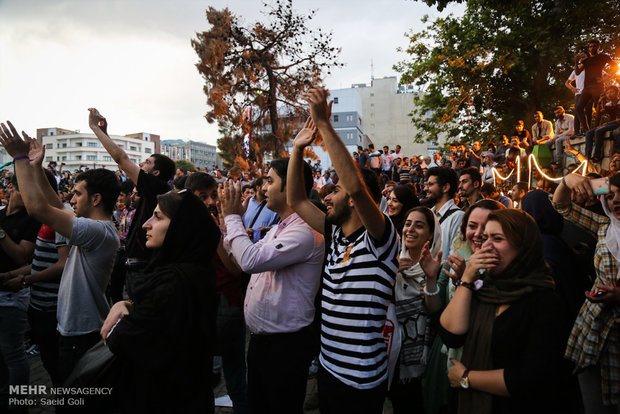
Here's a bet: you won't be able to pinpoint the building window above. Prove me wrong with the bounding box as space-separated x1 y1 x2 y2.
46 156 53 162
103 156 112 162
75 155 82 160
333 115 339 122
50 132 54 136
130 146 137 151
61 156 67 161
88 142 98 147
46 144 53 149
334 97 339 104
62 143 67 148
87 155 96 161
145 148 152 153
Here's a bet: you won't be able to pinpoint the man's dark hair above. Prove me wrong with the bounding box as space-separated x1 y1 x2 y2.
368 144 375 150
589 38 600 46
75 168 121 215
480 182 496 195
173 175 188 190
254 176 266 191
508 147 520 157
185 172 216 192
270 158 313 196
460 167 482 187
120 180 135 195
358 166 381 203
427 167 459 198
150 154 175 182
242 184 253 193
514 181 529 194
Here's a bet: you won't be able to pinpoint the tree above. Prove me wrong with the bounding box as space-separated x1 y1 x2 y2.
192 0 341 171
175 159 196 173
395 0 620 145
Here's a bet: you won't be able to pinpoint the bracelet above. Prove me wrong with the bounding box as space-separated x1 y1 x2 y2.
561 175 567 187
423 284 440 296
455 279 484 291
13 156 29 162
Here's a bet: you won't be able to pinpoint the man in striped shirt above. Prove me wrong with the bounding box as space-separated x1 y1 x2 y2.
289 88 399 413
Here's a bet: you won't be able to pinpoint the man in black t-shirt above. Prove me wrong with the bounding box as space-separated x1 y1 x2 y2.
0 176 40 412
575 39 618 131
88 108 175 297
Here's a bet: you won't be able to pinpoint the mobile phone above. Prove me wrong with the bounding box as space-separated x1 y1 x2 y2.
590 177 610 195
592 289 607 297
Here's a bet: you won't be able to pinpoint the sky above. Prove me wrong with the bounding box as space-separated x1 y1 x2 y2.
0 0 463 146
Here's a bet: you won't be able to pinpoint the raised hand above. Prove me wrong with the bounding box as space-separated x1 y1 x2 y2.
398 256 415 272
0 121 30 158
88 108 108 135
293 117 318 150
302 87 331 126
442 254 467 282
24 132 45 167
220 180 244 218
462 247 498 282
419 241 442 281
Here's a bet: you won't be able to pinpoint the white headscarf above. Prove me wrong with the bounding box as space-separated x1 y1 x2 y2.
394 209 442 381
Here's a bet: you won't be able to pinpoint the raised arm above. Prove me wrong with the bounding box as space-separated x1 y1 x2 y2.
88 108 140 183
25 134 64 210
303 87 386 240
287 117 326 235
0 122 74 238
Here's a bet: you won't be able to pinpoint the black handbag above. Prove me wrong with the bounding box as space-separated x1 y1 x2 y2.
64 340 119 388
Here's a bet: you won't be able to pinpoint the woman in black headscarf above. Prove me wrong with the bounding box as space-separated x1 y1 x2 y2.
387 184 420 236
438 209 573 414
103 190 220 413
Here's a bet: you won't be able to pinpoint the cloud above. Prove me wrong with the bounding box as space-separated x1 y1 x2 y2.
0 0 462 145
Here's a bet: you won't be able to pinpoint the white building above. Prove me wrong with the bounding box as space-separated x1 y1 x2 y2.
161 139 217 169
355 76 429 157
38 128 158 172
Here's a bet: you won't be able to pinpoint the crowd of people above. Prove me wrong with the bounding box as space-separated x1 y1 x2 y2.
0 39 618 414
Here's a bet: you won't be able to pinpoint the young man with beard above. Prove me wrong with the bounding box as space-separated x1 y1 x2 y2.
221 159 324 414
424 167 464 260
288 89 399 414
88 108 175 297
457 167 483 210
0 122 120 383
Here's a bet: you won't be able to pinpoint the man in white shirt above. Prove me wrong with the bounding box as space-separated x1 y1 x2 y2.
566 60 589 135
552 106 575 166
424 167 464 259
221 158 324 414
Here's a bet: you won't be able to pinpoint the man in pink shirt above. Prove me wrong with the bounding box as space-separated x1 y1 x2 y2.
221 158 324 414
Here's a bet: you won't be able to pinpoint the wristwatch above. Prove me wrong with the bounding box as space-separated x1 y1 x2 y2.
460 369 471 389
0 229 6 240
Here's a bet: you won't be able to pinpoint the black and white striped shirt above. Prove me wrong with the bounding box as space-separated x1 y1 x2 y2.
319 216 399 389
30 225 68 312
